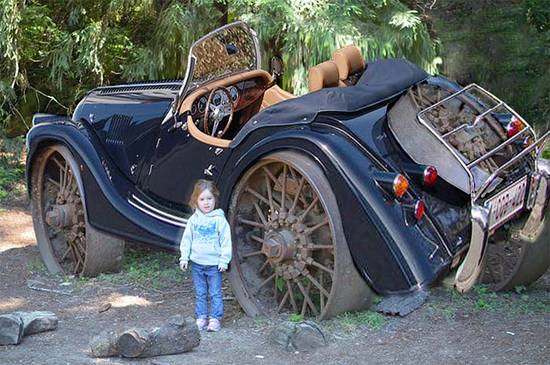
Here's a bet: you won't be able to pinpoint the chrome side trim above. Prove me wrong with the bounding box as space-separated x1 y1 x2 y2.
128 199 187 228
130 194 188 223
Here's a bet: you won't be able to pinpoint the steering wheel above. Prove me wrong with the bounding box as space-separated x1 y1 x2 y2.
203 87 234 138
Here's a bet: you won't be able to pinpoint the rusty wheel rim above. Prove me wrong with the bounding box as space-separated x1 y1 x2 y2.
230 159 336 318
39 150 87 275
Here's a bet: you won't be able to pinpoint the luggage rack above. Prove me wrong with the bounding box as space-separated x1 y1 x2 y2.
416 83 549 205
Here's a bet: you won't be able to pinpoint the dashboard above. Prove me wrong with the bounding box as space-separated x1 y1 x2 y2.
189 76 268 121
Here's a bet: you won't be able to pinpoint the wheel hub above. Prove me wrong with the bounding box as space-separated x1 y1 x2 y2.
262 230 297 264
45 204 76 228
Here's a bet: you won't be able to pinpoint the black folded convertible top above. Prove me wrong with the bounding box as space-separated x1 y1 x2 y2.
233 58 428 146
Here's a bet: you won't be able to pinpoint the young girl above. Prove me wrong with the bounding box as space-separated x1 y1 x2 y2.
179 179 232 332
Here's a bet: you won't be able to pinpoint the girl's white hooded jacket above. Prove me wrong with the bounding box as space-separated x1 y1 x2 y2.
179 208 232 270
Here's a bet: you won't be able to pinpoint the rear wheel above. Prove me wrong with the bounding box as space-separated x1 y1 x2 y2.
30 145 124 276
482 179 549 290
227 151 373 319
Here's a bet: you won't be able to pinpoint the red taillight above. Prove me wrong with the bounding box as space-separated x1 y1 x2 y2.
423 165 438 188
414 200 425 221
507 116 524 138
393 174 409 198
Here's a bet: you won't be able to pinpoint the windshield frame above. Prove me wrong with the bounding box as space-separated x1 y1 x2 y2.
177 21 261 102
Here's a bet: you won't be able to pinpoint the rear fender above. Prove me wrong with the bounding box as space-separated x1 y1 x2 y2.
220 126 450 294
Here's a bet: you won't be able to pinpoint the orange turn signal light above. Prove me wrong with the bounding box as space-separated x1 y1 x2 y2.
393 174 409 198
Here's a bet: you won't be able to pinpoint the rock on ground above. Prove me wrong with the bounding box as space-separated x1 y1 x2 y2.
0 314 24 345
269 321 327 352
15 311 58 335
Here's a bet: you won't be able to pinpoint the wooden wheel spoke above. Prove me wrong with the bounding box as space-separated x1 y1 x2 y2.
262 167 279 188
296 279 318 316
319 272 325 313
289 177 305 214
246 187 272 207
242 250 263 258
238 217 265 229
277 289 290 312
299 196 319 222
254 273 276 295
46 177 61 188
259 259 270 273
253 203 268 227
286 280 298 312
310 259 334 276
60 246 72 262
305 273 330 298
305 218 329 235
264 174 274 212
280 165 287 212
250 235 266 245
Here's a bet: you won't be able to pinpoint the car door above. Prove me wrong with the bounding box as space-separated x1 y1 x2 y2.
140 114 231 213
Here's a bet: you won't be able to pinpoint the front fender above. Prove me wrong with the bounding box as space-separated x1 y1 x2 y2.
26 122 178 248
221 125 450 294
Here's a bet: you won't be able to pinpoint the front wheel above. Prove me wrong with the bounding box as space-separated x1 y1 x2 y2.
30 145 124 276
227 151 373 319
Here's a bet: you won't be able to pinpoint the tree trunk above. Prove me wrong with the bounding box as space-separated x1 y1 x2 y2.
90 316 200 358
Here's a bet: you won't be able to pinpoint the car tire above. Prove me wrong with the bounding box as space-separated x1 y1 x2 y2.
30 145 124 276
227 151 373 319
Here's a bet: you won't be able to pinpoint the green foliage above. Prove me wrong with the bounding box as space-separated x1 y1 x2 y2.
0 134 25 200
335 310 386 332
233 0 439 94
432 0 549 128
524 0 550 32
288 313 304 322
98 248 182 289
1 0 439 133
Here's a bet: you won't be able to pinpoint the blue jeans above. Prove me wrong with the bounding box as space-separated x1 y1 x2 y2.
191 262 223 320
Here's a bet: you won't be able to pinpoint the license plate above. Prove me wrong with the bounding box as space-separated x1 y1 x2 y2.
485 176 528 230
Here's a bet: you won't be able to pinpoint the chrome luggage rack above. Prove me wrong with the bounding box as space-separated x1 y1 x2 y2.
416 83 549 205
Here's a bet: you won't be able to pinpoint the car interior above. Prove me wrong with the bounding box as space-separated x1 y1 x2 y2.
180 45 366 148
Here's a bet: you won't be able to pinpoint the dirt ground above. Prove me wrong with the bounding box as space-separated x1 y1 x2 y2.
1 203 549 365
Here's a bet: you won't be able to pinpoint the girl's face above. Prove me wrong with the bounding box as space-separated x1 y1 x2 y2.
197 189 215 214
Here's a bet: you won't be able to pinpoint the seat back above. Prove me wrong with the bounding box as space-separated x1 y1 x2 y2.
333 45 365 86
308 60 339 92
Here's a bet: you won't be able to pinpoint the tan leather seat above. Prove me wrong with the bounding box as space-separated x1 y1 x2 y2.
308 60 339 92
333 45 365 86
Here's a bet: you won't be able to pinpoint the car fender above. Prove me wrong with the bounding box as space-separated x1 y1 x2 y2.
219 126 449 294
26 122 178 248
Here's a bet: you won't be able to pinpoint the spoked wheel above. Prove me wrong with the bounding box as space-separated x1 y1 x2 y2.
228 151 373 319
482 179 549 291
30 145 124 276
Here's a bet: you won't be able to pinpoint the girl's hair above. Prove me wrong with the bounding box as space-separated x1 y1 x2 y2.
189 179 219 210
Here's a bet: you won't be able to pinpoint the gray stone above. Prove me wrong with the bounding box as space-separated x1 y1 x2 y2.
14 311 58 335
0 314 24 345
292 321 327 351
375 290 428 316
268 321 327 352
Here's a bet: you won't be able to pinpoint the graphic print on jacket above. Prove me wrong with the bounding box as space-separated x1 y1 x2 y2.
196 222 218 244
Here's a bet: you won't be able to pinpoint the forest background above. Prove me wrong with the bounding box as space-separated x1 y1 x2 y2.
0 0 549 198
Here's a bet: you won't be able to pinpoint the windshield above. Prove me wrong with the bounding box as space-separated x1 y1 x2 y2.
181 22 260 96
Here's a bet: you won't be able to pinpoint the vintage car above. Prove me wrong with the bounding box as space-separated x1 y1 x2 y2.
26 22 549 319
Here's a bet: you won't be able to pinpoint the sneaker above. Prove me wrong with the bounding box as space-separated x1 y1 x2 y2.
207 318 221 332
196 318 208 331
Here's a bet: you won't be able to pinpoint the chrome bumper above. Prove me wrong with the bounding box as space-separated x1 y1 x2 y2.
455 163 549 292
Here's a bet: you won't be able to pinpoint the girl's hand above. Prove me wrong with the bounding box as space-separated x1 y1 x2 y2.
218 264 227 272
180 261 188 271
